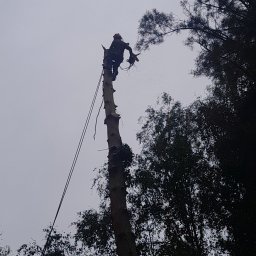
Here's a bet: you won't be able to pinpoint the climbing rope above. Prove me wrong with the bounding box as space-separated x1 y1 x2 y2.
120 53 140 71
41 69 103 256
93 99 104 140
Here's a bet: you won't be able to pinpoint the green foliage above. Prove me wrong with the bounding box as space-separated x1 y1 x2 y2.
137 9 175 51
73 94 234 255
74 209 116 256
0 243 10 256
119 143 134 170
17 228 82 256
0 234 10 256
0 247 10 256
136 1 256 255
129 95 229 255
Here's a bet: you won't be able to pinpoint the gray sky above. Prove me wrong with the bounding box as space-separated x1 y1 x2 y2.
0 0 209 252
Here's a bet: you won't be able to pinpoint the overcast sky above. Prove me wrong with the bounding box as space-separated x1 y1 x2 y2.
0 0 209 252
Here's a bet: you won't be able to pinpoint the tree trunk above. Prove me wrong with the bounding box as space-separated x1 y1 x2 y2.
102 48 137 256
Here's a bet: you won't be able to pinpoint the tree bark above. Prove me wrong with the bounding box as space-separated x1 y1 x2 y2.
102 48 137 256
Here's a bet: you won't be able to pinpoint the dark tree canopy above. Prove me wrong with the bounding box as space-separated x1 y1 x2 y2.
136 1 256 255
71 93 245 255
136 1 256 97
17 228 83 256
0 237 10 256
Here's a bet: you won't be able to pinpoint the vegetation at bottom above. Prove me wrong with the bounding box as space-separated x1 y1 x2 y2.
3 1 255 255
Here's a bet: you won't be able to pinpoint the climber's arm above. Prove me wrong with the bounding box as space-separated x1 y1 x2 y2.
124 42 133 55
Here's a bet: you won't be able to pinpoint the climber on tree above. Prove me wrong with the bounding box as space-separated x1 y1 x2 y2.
106 33 139 81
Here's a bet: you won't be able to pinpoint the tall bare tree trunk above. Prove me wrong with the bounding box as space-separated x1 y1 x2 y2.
102 48 137 256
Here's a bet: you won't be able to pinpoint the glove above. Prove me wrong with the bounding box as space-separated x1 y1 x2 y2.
127 53 140 66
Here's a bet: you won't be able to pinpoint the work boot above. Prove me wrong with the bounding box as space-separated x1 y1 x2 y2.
112 70 118 81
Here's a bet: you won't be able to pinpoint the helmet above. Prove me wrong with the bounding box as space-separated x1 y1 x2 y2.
113 33 122 40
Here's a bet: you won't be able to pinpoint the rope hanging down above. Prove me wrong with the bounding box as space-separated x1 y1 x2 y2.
93 99 103 140
41 69 103 256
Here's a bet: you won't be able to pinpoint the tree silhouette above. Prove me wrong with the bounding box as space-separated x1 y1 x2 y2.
136 1 256 254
